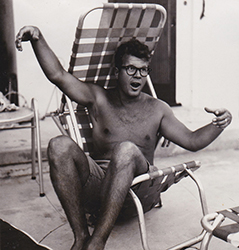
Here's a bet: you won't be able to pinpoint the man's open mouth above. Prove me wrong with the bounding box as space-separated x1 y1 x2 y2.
130 82 141 90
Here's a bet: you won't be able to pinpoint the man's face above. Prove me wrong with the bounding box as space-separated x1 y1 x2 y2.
116 54 149 98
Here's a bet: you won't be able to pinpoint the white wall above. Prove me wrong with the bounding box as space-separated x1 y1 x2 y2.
13 0 103 116
177 0 239 128
13 0 239 128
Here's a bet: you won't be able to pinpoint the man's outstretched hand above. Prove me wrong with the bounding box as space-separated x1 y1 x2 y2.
15 26 40 51
205 107 232 129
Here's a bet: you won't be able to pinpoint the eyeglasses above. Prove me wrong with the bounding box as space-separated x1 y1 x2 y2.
121 65 151 77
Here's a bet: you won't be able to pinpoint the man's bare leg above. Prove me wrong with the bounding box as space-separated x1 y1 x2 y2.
48 135 91 250
83 141 148 250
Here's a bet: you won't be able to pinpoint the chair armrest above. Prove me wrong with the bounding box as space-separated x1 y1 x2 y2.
201 212 224 233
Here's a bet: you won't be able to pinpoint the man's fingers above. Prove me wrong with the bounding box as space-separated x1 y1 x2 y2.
213 117 228 127
15 26 40 51
204 107 214 114
204 107 225 116
15 36 23 51
206 107 232 129
205 107 220 116
15 28 27 51
205 107 232 129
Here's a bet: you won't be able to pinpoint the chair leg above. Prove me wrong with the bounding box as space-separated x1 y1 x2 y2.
31 117 36 179
32 99 45 197
168 230 206 250
129 188 150 250
168 167 209 249
200 232 213 250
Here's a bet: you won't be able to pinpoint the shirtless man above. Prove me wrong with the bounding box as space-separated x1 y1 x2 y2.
16 26 232 250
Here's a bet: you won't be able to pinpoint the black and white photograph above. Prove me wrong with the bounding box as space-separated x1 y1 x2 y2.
0 0 238 249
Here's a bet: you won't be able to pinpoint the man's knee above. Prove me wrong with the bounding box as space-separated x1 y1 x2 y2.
48 135 90 182
48 135 73 160
48 135 87 165
111 141 147 175
112 141 143 170
114 141 141 159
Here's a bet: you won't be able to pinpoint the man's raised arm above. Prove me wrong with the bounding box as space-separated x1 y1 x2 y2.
15 26 96 106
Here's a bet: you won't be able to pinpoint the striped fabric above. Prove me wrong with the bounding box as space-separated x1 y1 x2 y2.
59 106 94 155
68 3 166 88
213 207 239 247
121 161 201 218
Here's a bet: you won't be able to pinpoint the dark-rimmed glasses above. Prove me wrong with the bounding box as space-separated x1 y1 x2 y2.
121 65 151 77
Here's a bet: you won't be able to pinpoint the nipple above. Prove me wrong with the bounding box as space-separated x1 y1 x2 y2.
145 135 150 140
104 128 110 134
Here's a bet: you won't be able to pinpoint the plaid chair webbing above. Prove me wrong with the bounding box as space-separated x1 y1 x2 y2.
121 161 200 218
59 105 94 155
68 3 166 88
213 206 239 247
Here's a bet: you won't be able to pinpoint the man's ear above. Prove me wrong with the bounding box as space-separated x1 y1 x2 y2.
114 67 119 78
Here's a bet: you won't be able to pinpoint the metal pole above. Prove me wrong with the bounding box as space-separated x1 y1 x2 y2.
0 0 18 104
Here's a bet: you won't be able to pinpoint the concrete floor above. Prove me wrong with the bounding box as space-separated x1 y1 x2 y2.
0 148 238 250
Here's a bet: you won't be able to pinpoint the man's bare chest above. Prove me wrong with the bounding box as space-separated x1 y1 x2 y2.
92 104 160 142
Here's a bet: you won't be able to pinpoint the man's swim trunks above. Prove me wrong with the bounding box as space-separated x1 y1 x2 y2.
82 156 162 219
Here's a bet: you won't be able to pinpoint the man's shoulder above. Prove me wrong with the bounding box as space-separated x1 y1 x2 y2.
138 94 172 119
143 93 171 109
90 84 108 99
92 86 117 106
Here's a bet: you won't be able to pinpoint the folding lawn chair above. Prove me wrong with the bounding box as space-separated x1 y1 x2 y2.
201 206 239 249
0 92 44 196
51 3 210 249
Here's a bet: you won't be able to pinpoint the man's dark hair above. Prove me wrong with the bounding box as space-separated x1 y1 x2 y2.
114 39 151 69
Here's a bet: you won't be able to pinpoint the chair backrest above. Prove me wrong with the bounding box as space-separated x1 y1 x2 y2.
60 3 167 153
69 3 166 88
59 105 94 154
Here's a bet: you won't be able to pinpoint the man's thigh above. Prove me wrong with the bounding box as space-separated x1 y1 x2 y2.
82 157 109 214
119 164 162 219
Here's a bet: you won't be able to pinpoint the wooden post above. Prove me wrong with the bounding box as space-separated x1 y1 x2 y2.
0 0 18 105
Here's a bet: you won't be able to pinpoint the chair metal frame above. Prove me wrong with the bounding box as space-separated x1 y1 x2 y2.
51 3 211 249
200 207 239 249
129 161 210 250
0 96 44 196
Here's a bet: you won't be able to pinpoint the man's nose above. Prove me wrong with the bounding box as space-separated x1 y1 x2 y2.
133 69 141 77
